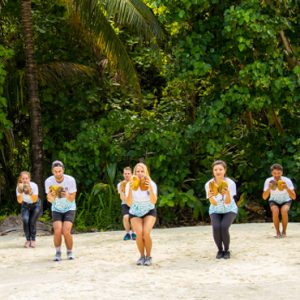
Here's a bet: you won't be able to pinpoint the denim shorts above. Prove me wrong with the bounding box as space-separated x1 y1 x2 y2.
52 210 76 223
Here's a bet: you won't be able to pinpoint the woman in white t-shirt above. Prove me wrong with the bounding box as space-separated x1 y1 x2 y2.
16 171 41 248
126 163 157 266
205 160 238 259
262 163 296 238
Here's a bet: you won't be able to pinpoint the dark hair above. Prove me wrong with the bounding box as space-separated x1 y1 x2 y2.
212 160 227 170
270 163 283 171
52 160 65 169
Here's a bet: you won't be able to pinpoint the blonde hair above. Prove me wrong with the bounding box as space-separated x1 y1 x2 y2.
133 163 150 178
17 171 31 184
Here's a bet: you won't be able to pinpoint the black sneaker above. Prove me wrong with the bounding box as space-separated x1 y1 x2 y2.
216 250 224 259
223 251 230 259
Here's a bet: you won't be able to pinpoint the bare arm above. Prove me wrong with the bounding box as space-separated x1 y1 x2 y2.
207 191 218 206
148 182 157 204
286 187 296 200
223 189 231 204
47 191 56 203
126 188 133 207
262 189 270 200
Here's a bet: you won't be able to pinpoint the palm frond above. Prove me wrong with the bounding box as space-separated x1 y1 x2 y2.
67 0 141 93
105 0 165 41
37 62 95 86
0 0 7 9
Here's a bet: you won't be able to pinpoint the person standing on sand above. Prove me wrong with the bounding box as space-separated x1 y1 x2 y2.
117 167 136 241
126 163 157 266
205 160 238 259
45 160 77 261
262 163 296 238
16 171 41 248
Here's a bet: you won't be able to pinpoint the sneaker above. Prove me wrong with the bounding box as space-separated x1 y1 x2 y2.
131 233 137 240
136 256 145 266
144 256 152 266
54 251 62 262
223 251 230 259
67 251 75 260
216 250 224 259
123 233 131 241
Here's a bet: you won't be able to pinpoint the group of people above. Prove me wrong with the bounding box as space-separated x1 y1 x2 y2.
16 160 77 261
16 160 296 264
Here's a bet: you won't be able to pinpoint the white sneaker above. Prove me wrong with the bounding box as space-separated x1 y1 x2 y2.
67 251 75 260
54 251 62 261
144 256 152 266
136 256 145 265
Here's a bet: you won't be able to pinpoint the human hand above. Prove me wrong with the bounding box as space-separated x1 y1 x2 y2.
220 187 228 195
23 184 32 195
210 198 218 206
269 180 277 190
17 183 24 194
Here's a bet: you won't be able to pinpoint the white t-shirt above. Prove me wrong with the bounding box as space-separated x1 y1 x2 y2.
263 176 294 204
117 181 127 205
205 177 238 215
125 180 157 217
16 182 38 204
45 174 77 212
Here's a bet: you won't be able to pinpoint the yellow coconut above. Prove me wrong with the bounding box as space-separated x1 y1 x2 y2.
218 180 228 193
277 180 285 191
50 185 64 197
120 180 127 193
130 175 140 191
140 176 149 191
209 181 218 196
269 180 277 190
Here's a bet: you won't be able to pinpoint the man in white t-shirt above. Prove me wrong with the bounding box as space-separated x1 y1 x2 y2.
45 160 77 261
117 167 136 240
263 163 296 238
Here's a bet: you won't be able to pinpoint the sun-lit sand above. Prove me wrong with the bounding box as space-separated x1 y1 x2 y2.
1 223 300 299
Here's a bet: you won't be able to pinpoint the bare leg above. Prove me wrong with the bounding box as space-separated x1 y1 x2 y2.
130 217 144 256
280 204 290 236
53 221 63 247
143 216 156 257
123 214 131 232
270 205 281 237
62 221 73 250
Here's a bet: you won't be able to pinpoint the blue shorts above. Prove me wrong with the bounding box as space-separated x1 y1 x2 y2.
121 204 130 216
269 200 292 209
129 208 157 219
52 210 76 223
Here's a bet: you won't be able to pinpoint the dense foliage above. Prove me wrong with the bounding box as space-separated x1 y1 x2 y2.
0 0 299 229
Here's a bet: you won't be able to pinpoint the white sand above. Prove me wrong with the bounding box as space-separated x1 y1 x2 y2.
1 223 300 300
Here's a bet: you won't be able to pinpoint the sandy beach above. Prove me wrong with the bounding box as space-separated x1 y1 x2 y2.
1 222 300 300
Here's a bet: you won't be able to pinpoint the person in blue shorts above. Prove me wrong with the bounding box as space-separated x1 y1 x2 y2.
45 160 77 261
117 167 136 241
205 160 238 259
262 163 296 238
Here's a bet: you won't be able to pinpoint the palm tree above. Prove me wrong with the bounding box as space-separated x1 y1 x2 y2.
20 0 44 205
65 0 164 92
2 0 164 210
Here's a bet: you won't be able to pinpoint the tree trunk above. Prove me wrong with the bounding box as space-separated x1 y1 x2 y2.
21 0 44 209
